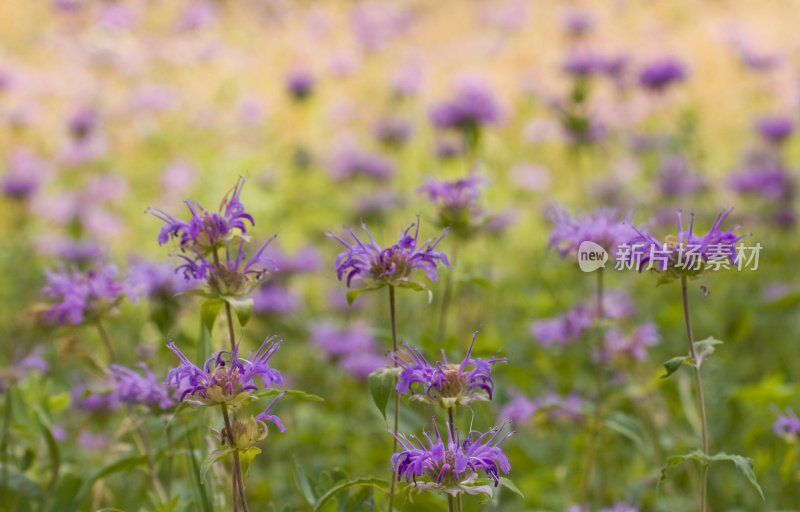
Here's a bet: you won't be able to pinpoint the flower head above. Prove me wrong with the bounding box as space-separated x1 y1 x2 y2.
391 420 513 497
42 264 125 325
166 337 285 431
756 115 795 144
638 57 687 92
547 206 635 259
110 363 176 410
773 407 800 437
392 332 506 408
418 176 489 238
625 209 748 278
328 217 450 289
430 76 502 137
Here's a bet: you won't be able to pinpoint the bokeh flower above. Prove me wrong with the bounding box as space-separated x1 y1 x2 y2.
42 264 125 325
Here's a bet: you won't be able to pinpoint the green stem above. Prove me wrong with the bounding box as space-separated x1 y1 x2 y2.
579 268 605 507
681 276 709 512
95 321 115 364
125 406 168 503
224 302 237 353
222 403 248 512
1 386 11 509
448 494 456 512
388 285 399 512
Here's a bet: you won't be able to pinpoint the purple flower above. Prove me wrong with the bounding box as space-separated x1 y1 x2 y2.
773 407 800 437
286 68 315 101
500 391 584 425
67 106 100 141
547 206 635 259
391 420 513 497
0 346 49 391
175 0 219 32
638 57 688 92
252 285 299 314
529 304 594 347
148 176 255 252
72 380 120 412
625 209 748 276
604 323 660 361
2 148 48 200
42 264 125 325
309 322 386 379
109 363 176 410
602 503 639 512
328 217 451 288
430 76 502 133
167 338 285 431
327 142 395 181
418 175 489 237
561 8 594 36
392 332 506 408
373 117 413 147
728 155 792 201
658 155 707 197
562 51 606 77
126 258 200 301
755 115 795 144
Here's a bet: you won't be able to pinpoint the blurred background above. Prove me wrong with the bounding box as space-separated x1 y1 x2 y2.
1 0 800 511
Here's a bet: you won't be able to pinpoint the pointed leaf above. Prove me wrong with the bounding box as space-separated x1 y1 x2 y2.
200 448 233 480
222 295 254 328
659 450 764 500
200 298 224 334
396 280 433 303
694 337 723 368
346 286 383 306
294 459 317 505
368 367 400 422
661 355 692 379
498 477 524 498
252 388 324 401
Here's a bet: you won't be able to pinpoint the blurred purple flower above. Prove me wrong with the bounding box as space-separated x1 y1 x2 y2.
0 345 49 391
393 332 506 408
658 155 707 197
175 1 219 32
728 154 792 200
500 391 584 425
327 217 450 288
373 117 413 147
547 206 635 259
562 51 606 77
76 431 110 450
72 380 120 412
109 363 176 409
418 175 488 236
638 57 688 92
252 285 299 314
390 63 423 97
755 115 795 144
42 264 125 325
327 142 395 181
309 322 385 379
67 106 100 141
430 76 502 133
561 8 594 36
350 2 413 52
602 503 639 512
167 337 285 430
2 148 48 200
126 258 199 301
530 304 594 347
391 420 513 497
604 323 660 361
773 407 800 436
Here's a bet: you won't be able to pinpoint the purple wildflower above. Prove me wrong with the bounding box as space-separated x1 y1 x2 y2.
109 363 176 410
327 143 395 181
148 176 255 252
755 115 795 144
72 380 120 412
392 332 506 408
547 206 635 259
391 420 513 497
625 209 748 276
658 155 707 197
0 345 49 391
309 322 386 379
252 285 299 314
42 264 125 325
728 154 792 201
418 175 489 237
638 57 687 92
500 391 584 425
773 407 800 437
327 217 450 288
126 258 199 301
430 76 502 134
529 304 594 347
2 148 48 200
166 337 285 431
373 117 413 147
604 323 660 361
561 8 594 37
602 503 639 512
562 51 607 77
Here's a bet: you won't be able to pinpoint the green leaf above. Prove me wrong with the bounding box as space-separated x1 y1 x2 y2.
186 437 213 512
368 367 400 422
345 286 384 306
498 476 524 498
694 337 723 368
200 298 224 334
42 472 81 512
603 412 646 453
200 448 233 480
337 485 373 512
221 295 254 328
313 478 388 512
0 463 44 500
661 355 692 379
77 455 149 500
33 405 61 491
396 280 433 303
659 450 764 500
294 459 317 506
